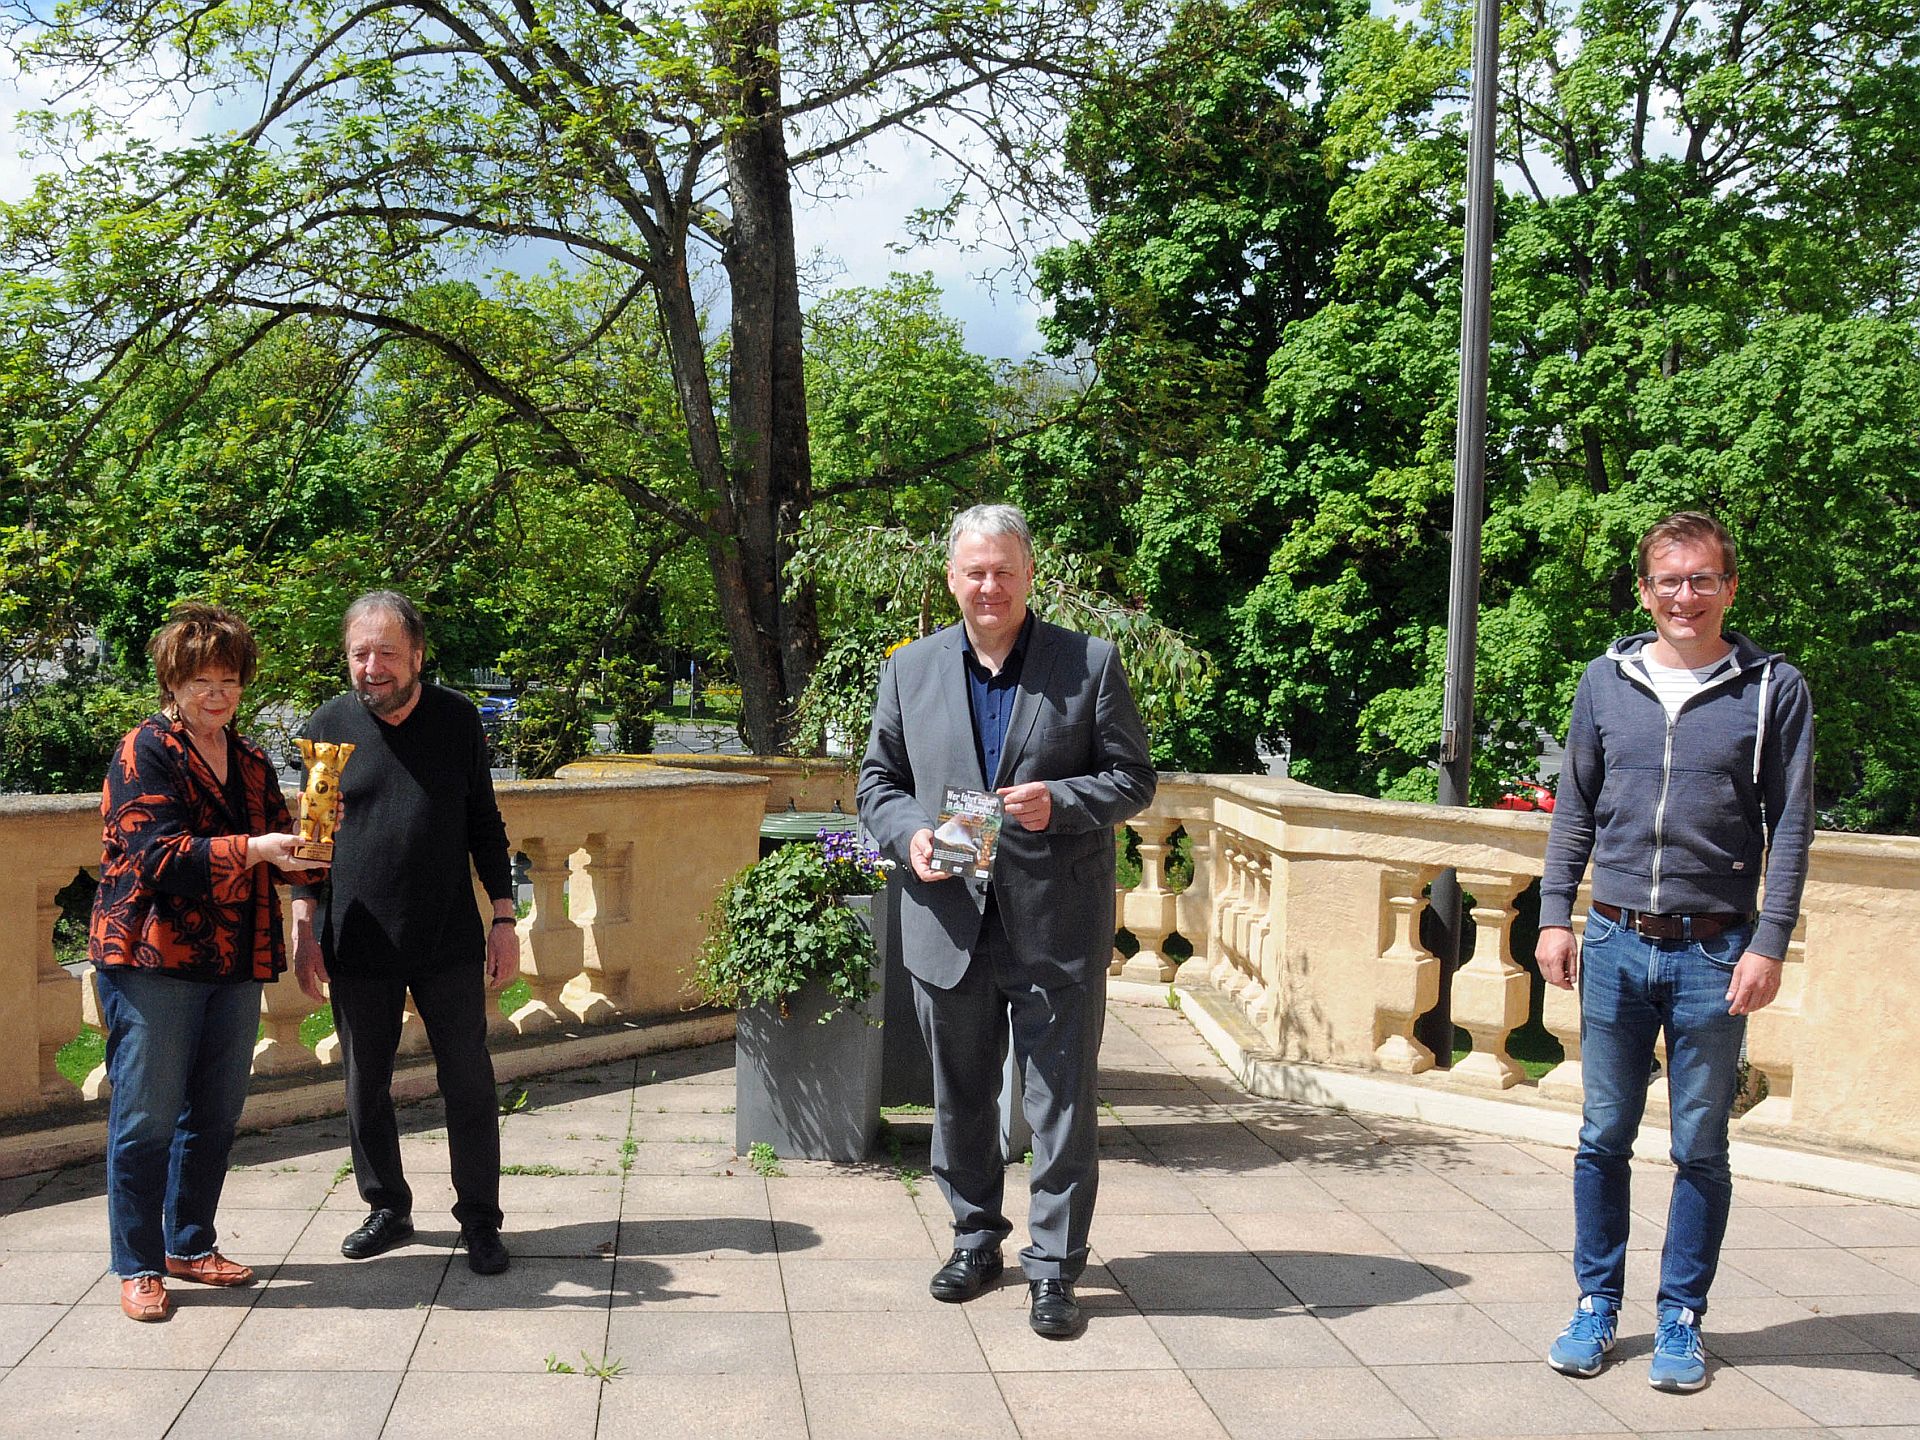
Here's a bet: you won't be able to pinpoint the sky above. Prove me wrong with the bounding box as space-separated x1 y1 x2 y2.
0 65 1059 363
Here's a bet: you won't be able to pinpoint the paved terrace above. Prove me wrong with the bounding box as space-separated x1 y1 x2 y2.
4 1000 1920 1440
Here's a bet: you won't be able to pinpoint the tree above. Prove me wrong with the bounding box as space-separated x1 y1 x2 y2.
1 0 1150 751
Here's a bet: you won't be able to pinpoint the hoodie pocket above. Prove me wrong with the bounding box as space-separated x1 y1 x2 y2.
1657 767 1763 878
1592 764 1663 877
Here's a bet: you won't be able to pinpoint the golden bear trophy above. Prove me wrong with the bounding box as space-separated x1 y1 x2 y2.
293 739 355 862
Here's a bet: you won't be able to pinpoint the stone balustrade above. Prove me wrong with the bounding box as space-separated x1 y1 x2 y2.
1112 774 1920 1165
7 761 1920 1172
0 770 768 1168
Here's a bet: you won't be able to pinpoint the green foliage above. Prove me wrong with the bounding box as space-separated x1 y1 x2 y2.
692 838 887 1023
0 676 152 795
601 656 664 755
746 1141 785 1178
502 685 593 780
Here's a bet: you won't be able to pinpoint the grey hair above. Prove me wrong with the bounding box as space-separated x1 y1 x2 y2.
341 590 427 649
945 503 1034 564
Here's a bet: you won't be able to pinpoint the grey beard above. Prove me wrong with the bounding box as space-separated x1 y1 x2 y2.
355 678 418 717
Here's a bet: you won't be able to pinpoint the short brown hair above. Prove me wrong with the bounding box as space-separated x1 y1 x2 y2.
149 602 258 702
1636 511 1737 579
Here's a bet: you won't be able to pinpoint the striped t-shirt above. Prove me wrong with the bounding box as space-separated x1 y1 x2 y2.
1640 650 1737 721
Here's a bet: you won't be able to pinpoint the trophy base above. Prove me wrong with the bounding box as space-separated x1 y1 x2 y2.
291 839 334 863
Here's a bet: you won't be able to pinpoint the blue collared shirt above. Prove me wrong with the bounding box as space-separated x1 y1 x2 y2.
962 613 1034 787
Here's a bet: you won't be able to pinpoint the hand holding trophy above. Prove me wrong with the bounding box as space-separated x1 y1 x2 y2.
294 739 355 862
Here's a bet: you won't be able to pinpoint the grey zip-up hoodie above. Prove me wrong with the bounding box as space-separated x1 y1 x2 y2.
1540 629 1815 960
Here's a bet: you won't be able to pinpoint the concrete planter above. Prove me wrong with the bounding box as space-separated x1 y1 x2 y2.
733 895 886 1163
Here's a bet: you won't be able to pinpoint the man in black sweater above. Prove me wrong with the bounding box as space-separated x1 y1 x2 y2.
291 591 519 1275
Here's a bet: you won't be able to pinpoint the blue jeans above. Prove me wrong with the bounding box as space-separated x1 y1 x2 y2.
95 966 262 1278
1574 910 1752 1315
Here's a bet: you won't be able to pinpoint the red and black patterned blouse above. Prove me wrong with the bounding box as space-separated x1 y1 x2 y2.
88 714 313 983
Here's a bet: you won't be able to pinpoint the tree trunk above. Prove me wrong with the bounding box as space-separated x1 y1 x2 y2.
719 3 822 753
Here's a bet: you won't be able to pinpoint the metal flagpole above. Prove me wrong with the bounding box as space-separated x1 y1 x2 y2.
1415 0 1501 1067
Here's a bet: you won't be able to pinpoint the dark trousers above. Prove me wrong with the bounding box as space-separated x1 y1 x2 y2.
329 963 503 1230
911 903 1106 1282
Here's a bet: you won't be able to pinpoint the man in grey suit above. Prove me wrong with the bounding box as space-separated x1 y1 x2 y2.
858 503 1157 1339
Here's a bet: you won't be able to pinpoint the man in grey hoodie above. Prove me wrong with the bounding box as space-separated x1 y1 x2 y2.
1537 511 1814 1393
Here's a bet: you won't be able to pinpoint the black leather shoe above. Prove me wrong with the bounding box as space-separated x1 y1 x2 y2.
462 1224 510 1276
1028 1279 1084 1338
340 1208 414 1260
928 1247 1004 1302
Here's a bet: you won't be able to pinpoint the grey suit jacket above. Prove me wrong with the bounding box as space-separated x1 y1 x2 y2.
857 617 1158 989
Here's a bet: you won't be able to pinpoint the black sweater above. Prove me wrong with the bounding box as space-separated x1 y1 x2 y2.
294 684 514 976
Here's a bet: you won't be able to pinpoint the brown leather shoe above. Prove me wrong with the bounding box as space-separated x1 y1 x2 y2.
166 1251 255 1287
120 1276 173 1322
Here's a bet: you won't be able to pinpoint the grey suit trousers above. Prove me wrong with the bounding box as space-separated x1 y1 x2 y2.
910 900 1106 1281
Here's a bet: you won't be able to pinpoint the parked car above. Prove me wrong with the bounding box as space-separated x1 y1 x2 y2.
472 693 517 763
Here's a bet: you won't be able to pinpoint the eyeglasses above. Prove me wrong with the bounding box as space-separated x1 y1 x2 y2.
1642 572 1730 598
179 678 243 697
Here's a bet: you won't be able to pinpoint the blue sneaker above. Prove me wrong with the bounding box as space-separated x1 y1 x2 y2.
1547 1294 1618 1377
1649 1305 1708 1391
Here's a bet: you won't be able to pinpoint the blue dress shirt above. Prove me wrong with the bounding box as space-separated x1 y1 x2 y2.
961 613 1034 788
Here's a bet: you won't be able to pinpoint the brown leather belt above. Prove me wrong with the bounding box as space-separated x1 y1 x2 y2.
1592 901 1747 942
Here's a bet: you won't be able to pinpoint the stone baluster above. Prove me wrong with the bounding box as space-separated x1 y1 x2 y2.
1208 842 1246 991
35 871 83 1104
509 836 585 1033
1739 917 1804 1128
1119 813 1180 983
567 834 634 1022
1537 880 1591 1104
1242 848 1279 1033
1448 869 1532 1090
255 894 321 1075
1373 866 1440 1074
1174 818 1215 982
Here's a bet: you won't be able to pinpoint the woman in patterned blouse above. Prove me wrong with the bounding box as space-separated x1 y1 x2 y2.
88 602 325 1322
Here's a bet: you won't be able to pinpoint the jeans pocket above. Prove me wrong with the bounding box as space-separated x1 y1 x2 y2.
1582 909 1619 944
1697 925 1753 970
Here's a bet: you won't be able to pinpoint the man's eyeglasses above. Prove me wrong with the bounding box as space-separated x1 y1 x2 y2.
1642 572 1730 598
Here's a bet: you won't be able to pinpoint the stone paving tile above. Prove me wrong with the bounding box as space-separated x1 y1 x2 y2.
1700 1297 1890 1358
0 1307 62 1367
620 1141 741 1175
1720 1246 1920 1298
1097 1210 1251 1257
0 1249 110 1304
318 1174 457 1217
608 1254 786 1311
1183 1172 1347 1214
1414 1248 1580 1304
1739 1353 1920 1427
438 1254 613 1310
798 1372 1019 1438
778 1257 942 1311
1363 1205 1549 1254
214 1167 339 1209
603 1309 796 1374
1854 1247 1920 1285
1317 1301 1535 1365
382 1371 606 1439
1188 1366 1429 1439
1305 1170 1478 1214
1448 1172 1582 1209
1721 1207 1834 1249
168 1369 403 1438
215 1304 428 1370
412 1306 611 1372
599 1371 810 1437
789 1307 987 1373
1107 1251 1301 1311
0 1199 107 1252
1375 1360 1629 1435
619 1172 769 1217
1577 1352 1821 1431
966 1306 1177 1372
1214 1209 1401 1257
1144 1309 1358 1370
0 1174 50 1217
616 1212 782 1259
1509 1205 1668 1252
20 1301 246 1369
625 1111 733 1144
258 1253 451 1308
1807 1293 1920 1352
1261 1251 1463 1307
507 1215 619 1258
195 1204 326 1255
998 1370 1232 1439
0 1364 201 1438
